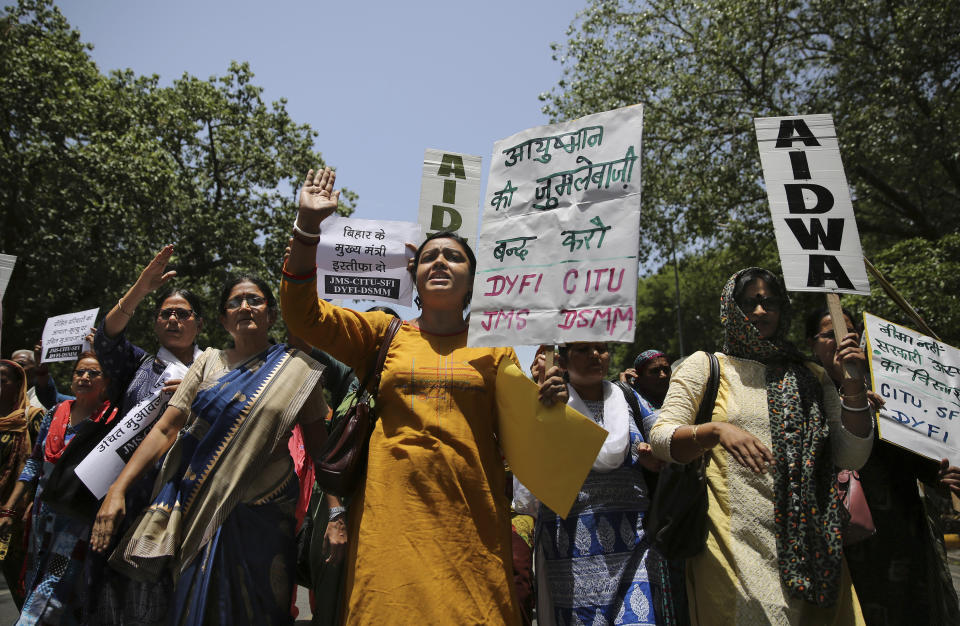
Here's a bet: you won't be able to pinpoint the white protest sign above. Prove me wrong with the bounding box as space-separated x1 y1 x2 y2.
754 114 870 295
75 361 187 498
0 254 15 302
315 216 420 306
40 308 99 362
418 149 483 244
0 254 15 349
863 312 960 462
468 104 642 347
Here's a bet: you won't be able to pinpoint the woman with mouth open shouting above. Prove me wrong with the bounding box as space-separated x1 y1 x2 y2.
280 167 567 624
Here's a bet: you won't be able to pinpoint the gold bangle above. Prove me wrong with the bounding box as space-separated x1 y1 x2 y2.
691 424 708 453
116 298 134 317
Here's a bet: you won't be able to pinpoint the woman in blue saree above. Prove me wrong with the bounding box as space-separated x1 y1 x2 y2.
91 275 333 625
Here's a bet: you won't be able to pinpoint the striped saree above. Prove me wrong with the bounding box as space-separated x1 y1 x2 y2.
111 344 323 622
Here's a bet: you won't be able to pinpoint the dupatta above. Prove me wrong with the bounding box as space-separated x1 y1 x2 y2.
112 343 323 580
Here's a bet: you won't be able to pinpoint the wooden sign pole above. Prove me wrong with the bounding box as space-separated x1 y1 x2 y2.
825 293 861 381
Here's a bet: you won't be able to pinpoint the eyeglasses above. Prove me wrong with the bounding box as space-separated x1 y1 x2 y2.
74 369 102 379
158 307 195 321
736 295 783 313
225 294 266 310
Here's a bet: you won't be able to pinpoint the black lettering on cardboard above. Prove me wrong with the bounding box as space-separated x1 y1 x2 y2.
785 183 834 214
807 254 855 290
776 119 821 148
785 218 845 250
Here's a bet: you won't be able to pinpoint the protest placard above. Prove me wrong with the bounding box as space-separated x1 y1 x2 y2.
754 114 870 295
467 104 643 347
863 312 960 462
0 254 15 302
40 307 99 362
418 149 482 244
75 360 188 498
315 216 420 306
0 254 15 348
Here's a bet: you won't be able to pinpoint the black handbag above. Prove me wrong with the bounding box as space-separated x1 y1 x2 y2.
643 351 720 560
313 317 401 497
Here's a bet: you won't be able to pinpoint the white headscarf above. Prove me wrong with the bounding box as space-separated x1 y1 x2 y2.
566 380 631 472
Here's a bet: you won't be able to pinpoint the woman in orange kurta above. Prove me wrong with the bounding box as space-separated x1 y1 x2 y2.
281 168 566 624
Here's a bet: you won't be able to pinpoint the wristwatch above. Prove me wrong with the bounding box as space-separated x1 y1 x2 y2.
328 505 347 521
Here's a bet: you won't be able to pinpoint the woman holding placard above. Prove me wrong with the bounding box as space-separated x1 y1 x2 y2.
0 352 117 625
649 268 873 624
805 307 960 625
88 245 204 624
91 274 331 624
536 341 672 625
281 167 568 624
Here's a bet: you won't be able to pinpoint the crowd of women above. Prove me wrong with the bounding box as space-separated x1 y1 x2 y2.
0 166 957 625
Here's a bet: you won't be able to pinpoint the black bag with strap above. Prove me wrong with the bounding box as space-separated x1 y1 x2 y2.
614 380 659 496
643 351 720 560
312 317 402 497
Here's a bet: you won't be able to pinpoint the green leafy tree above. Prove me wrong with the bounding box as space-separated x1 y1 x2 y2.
542 0 960 256
544 0 960 366
0 0 355 364
843 234 960 347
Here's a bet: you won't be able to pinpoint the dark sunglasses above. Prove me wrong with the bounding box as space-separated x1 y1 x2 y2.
74 369 102 379
225 294 266 310
158 307 195 321
736 295 783 313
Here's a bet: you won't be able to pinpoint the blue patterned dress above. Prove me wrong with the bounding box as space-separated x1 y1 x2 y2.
538 400 659 625
17 409 91 625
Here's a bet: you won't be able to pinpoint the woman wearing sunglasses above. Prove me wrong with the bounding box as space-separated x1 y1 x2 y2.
649 268 874 624
92 274 329 625
88 245 205 624
0 353 117 625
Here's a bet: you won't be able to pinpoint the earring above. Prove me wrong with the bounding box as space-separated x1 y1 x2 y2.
414 295 422 309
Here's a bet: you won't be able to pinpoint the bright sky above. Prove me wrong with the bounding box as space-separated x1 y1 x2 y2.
57 0 588 367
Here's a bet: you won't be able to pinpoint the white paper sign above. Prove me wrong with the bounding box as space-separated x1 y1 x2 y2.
468 105 643 347
418 149 483 244
0 254 15 302
315 216 420 306
75 361 187 498
40 308 99 362
755 114 870 295
863 312 960 462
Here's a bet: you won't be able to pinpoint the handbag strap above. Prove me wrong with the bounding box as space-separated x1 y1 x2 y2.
695 352 720 425
614 380 648 439
358 316 403 398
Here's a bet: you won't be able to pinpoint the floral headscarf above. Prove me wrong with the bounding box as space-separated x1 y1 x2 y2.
721 269 845 607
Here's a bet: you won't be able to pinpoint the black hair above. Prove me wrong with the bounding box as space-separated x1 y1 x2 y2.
410 231 477 279
804 306 858 339
0 360 24 387
218 274 278 315
75 350 100 369
410 231 477 309
156 287 204 320
366 305 400 318
733 268 785 303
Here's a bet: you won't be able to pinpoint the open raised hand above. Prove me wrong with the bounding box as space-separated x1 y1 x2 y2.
133 245 177 297
298 167 341 230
